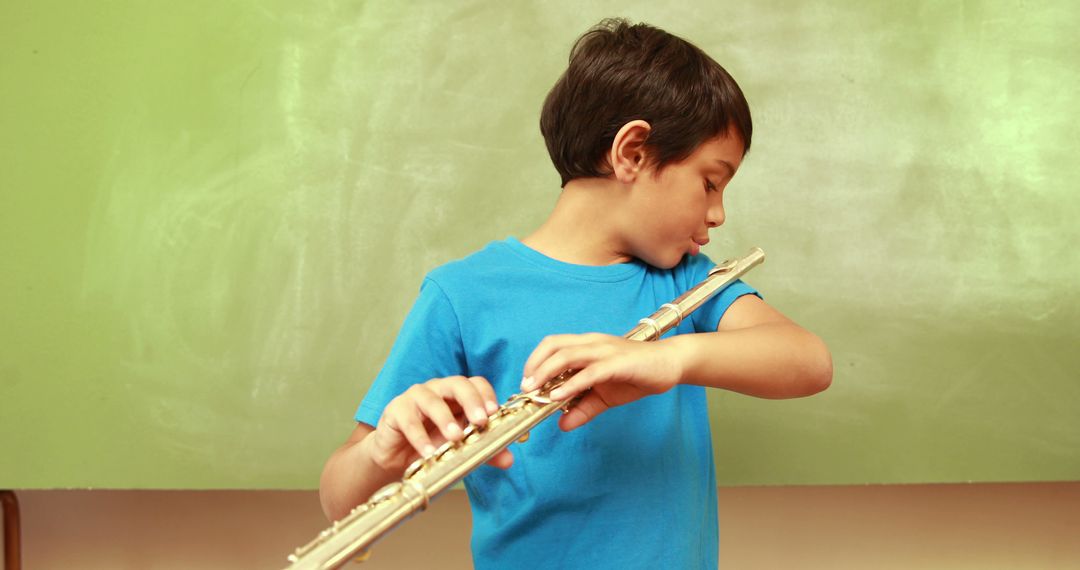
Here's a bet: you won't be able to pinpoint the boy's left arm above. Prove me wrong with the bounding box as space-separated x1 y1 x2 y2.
520 295 832 431
673 294 833 398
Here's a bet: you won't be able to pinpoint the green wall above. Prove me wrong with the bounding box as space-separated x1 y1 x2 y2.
2 1 1077 489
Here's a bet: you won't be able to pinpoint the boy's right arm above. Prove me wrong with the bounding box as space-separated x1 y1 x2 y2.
318 422 394 522
318 375 512 522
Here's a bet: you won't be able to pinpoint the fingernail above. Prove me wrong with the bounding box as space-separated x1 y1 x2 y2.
521 376 535 390
472 407 487 424
486 401 499 415
422 445 436 458
447 422 462 438
550 389 564 400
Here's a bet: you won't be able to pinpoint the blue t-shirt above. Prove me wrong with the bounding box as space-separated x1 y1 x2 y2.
355 237 760 569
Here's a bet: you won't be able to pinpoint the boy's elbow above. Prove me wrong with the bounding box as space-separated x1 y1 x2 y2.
319 488 344 523
319 452 354 522
761 328 831 399
803 334 833 396
318 461 341 521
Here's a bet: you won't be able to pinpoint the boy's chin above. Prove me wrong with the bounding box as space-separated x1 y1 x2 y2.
642 251 686 270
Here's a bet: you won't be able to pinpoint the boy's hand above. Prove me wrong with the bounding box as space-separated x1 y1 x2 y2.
369 376 513 473
520 333 682 432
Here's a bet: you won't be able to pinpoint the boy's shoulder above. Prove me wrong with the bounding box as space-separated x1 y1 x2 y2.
425 236 720 292
425 237 520 287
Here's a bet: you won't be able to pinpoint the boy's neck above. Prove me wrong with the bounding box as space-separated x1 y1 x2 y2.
520 178 634 267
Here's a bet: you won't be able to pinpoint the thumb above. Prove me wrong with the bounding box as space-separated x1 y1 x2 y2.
485 448 514 469
558 390 610 431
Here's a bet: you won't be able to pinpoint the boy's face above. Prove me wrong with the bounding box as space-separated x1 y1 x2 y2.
623 126 744 269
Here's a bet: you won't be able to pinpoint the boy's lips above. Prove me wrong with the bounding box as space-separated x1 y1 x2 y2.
690 237 709 256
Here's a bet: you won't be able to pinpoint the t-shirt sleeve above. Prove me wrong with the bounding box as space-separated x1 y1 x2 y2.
681 253 763 333
354 277 468 427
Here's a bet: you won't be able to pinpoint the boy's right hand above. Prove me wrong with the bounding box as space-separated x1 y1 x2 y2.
367 375 513 473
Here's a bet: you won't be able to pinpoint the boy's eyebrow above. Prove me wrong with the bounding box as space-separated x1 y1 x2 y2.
713 159 736 177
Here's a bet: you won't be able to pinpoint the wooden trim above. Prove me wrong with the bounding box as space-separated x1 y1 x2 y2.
0 491 19 570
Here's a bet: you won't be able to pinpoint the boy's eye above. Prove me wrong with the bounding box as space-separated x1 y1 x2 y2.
704 179 717 192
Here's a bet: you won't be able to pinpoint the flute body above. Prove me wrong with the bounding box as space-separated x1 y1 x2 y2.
285 247 766 569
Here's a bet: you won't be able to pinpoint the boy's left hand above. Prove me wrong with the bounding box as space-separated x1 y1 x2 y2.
520 333 681 432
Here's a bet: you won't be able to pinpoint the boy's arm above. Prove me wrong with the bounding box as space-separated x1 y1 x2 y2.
520 295 832 431
320 376 512 522
319 422 399 522
668 294 833 398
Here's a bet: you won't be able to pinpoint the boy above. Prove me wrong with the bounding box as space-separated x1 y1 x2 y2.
320 18 832 569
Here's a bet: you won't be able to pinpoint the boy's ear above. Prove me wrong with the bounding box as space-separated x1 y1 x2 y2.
608 120 652 183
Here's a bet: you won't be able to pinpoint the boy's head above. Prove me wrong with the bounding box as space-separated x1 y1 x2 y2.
540 18 752 188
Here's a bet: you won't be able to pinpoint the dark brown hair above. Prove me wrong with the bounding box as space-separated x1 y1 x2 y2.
540 18 752 187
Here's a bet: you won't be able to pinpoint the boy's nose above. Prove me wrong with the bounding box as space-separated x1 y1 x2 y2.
706 206 725 228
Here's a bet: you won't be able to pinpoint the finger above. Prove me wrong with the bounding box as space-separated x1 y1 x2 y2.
372 412 406 457
533 345 612 393
465 376 501 415
484 448 514 469
521 334 602 389
432 377 488 426
521 335 573 380
384 404 436 459
558 390 611 431
548 363 609 401
410 384 464 443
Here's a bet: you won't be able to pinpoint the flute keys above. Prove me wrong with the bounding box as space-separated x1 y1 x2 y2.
434 440 456 459
404 457 427 479
370 481 403 503
463 424 483 444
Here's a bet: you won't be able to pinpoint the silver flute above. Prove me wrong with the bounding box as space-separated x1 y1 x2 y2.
285 247 765 569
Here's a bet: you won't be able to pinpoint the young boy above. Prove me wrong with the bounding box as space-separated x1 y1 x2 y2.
320 18 832 569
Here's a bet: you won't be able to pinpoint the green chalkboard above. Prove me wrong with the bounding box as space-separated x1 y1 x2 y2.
2 1 1078 489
